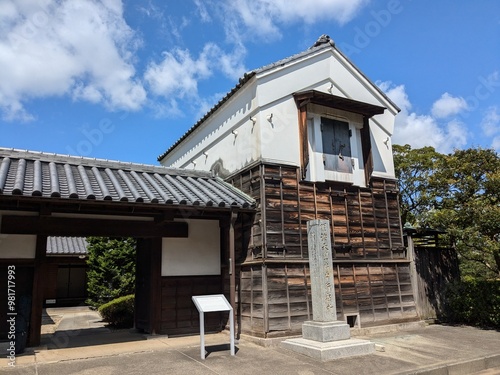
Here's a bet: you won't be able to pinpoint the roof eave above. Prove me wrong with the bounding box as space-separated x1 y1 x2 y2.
293 90 386 118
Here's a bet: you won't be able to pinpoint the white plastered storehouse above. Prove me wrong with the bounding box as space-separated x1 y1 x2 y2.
158 35 418 338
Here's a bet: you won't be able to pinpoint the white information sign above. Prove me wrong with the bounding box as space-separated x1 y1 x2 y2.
192 294 235 359
193 295 232 312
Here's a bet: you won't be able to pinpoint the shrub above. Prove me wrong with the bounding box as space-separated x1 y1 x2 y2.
443 279 500 329
98 294 135 328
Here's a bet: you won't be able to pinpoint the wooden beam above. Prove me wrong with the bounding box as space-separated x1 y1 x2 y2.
1 216 188 238
293 91 385 117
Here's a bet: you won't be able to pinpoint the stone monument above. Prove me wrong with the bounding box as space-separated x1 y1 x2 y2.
281 219 375 361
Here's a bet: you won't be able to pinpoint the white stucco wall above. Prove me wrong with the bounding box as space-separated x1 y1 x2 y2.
161 219 220 276
369 119 396 179
0 234 36 259
257 98 301 167
0 212 38 259
330 49 399 131
162 82 261 175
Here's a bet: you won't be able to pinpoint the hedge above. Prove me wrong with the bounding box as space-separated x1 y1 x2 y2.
98 294 135 328
443 279 500 329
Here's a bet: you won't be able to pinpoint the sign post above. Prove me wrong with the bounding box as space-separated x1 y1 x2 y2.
192 294 235 360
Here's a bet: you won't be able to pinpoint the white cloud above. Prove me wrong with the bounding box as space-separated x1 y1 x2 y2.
492 138 500 151
194 0 211 23
378 82 411 116
442 119 468 152
481 106 500 151
215 0 369 42
431 92 468 118
137 1 165 20
215 44 247 80
0 0 146 121
149 99 183 119
380 81 468 153
481 106 500 136
144 48 210 99
144 43 246 117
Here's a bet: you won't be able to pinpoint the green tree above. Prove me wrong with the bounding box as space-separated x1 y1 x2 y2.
427 148 500 279
393 144 443 226
86 237 137 307
393 145 500 279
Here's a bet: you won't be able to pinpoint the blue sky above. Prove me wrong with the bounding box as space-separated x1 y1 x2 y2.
1 0 499 165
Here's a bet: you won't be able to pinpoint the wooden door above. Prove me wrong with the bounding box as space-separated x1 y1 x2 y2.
321 117 352 173
56 265 87 300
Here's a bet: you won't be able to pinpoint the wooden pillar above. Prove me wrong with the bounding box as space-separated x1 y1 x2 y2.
135 237 162 335
260 164 268 259
229 212 237 335
28 235 47 347
407 233 421 318
361 117 373 185
135 238 149 332
297 105 309 179
150 237 162 334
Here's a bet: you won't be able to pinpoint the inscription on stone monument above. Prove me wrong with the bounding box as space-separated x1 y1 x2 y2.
308 219 337 321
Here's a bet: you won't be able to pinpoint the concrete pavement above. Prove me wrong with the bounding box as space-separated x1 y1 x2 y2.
1 306 500 374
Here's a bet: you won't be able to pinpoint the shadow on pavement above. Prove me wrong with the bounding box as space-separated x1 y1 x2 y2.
40 306 148 350
204 343 240 358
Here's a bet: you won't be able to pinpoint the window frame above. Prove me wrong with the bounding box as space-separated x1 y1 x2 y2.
306 109 365 186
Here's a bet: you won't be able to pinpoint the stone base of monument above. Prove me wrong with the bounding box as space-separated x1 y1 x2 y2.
302 321 351 341
281 320 375 361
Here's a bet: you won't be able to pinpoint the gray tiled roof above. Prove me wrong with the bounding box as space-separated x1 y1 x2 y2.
47 237 88 256
0 148 254 209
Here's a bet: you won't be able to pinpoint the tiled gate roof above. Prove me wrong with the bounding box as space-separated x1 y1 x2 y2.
0 148 254 209
46 237 88 256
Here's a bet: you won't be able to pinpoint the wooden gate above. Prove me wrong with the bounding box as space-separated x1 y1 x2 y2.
413 245 459 320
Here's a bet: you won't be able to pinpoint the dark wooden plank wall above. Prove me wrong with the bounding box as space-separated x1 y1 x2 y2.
229 163 418 337
237 265 266 336
413 246 459 320
159 275 226 336
229 164 406 261
336 263 416 324
236 262 416 336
